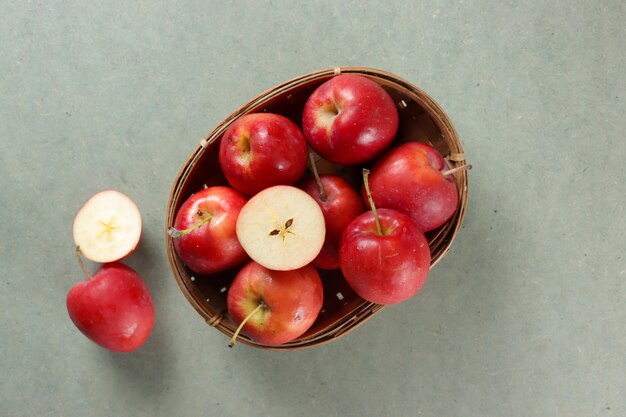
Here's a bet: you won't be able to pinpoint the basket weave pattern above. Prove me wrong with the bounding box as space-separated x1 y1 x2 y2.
166 67 469 350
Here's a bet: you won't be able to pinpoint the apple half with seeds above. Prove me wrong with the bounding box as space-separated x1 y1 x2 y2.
72 190 142 263
236 185 325 271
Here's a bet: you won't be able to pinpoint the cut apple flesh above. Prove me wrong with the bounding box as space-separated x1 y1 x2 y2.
236 186 325 271
73 190 142 263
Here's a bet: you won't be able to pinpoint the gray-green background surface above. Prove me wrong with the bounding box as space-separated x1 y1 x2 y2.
1 1 624 416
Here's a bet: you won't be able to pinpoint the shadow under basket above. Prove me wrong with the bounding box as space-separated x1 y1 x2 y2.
165 67 469 350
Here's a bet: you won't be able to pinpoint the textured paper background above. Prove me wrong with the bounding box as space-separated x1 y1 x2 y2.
1 1 624 416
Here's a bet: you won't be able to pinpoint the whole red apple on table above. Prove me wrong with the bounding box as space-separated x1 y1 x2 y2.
227 261 324 346
299 174 365 269
302 74 399 165
365 142 459 232
219 113 308 196
67 262 155 352
169 186 248 274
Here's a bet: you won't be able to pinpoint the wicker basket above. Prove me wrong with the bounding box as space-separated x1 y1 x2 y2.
165 67 469 350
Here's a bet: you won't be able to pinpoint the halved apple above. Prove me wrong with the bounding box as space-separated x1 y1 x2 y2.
73 190 142 263
236 186 325 271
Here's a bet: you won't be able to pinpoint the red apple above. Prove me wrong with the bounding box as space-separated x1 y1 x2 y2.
340 208 431 304
227 261 323 346
299 168 365 269
219 113 308 196
366 142 462 232
67 259 155 352
339 170 431 305
302 74 398 165
169 186 248 275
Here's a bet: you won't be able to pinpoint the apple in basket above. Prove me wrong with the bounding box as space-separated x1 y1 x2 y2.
227 261 323 347
339 170 431 305
299 154 365 269
302 74 399 166
235 185 326 271
219 113 308 196
168 186 248 274
365 142 470 232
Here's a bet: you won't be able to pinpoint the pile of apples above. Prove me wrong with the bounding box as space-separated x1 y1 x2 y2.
170 74 468 347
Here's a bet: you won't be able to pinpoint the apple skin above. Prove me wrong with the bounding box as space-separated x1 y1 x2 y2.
365 142 459 232
219 113 308 196
66 263 155 352
302 74 399 165
299 175 365 269
339 208 431 305
172 186 248 275
227 261 323 346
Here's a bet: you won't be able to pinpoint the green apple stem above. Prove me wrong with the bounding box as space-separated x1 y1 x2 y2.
167 212 214 239
75 246 92 279
308 152 327 201
362 168 383 236
229 301 266 348
442 163 472 177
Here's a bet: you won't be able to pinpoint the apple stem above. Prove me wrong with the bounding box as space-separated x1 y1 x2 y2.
442 163 472 177
308 152 327 201
362 169 383 236
229 301 266 348
75 246 92 279
167 213 214 239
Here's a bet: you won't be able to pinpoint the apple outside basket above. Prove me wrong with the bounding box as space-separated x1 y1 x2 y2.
165 67 469 350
